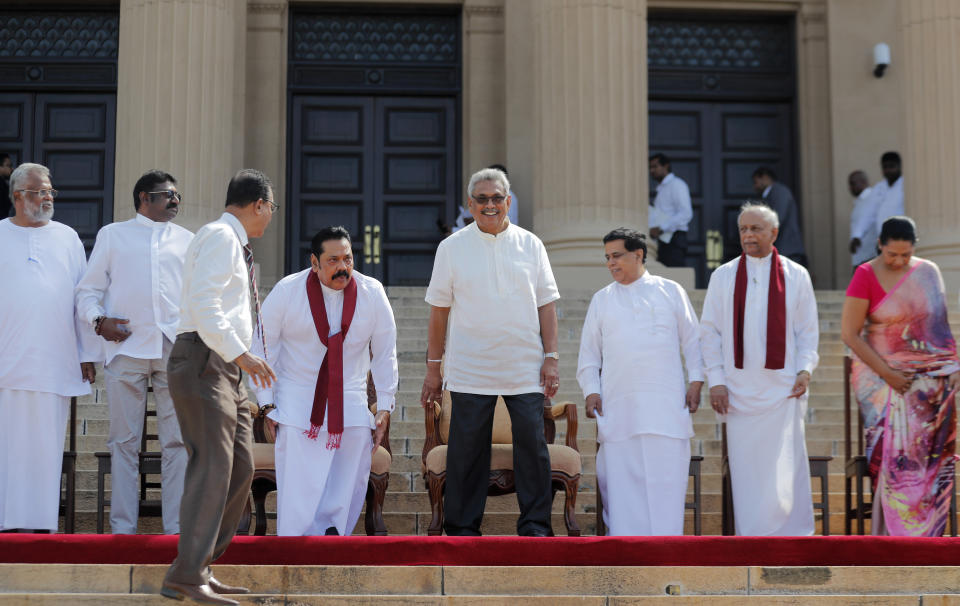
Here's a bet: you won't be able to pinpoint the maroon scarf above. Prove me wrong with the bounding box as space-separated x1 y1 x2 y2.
305 271 358 449
733 247 786 370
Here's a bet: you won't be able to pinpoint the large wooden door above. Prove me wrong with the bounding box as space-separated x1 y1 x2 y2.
289 95 456 284
0 92 115 250
649 101 794 287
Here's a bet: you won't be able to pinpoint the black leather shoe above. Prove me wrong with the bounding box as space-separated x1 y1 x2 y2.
160 581 239 605
207 576 250 595
324 526 340 536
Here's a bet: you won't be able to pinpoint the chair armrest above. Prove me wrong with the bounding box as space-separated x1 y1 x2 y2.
422 400 442 469
549 401 580 451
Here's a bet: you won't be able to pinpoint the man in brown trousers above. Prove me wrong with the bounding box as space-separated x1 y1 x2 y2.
161 169 277 605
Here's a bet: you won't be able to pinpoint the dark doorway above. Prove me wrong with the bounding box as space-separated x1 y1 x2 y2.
287 8 461 285
648 14 797 287
649 100 794 287
0 10 119 252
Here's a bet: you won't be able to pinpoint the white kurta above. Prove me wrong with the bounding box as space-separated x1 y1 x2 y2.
700 253 819 536
251 269 398 536
577 272 703 535
871 176 904 234
649 173 693 244
0 219 100 531
849 186 876 266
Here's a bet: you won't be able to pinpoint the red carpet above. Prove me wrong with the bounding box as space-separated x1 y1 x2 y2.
4 535 960 566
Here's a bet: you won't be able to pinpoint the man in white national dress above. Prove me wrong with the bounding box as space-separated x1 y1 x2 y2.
254 226 397 536
577 227 703 535
0 162 99 533
700 202 819 536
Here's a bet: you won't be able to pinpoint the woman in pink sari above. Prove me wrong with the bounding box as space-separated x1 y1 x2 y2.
841 216 960 536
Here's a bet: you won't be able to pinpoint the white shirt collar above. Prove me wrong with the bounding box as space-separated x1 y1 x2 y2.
219 211 249 246
746 251 773 267
762 184 772 198
319 279 345 298
657 173 675 190
135 212 168 229
471 218 512 241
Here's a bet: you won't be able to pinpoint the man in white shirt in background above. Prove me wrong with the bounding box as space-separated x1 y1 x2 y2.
700 202 819 536
421 167 560 537
847 170 876 268
649 153 693 267
162 169 276 605
577 228 703 536
76 170 193 535
254 226 398 537
0 163 99 533
870 151 904 234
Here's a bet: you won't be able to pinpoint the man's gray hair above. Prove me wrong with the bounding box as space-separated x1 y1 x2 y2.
466 167 510 203
9 163 51 204
738 201 779 229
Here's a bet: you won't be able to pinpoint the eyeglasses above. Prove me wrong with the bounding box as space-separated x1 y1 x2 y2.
264 199 279 212
471 195 506 205
147 190 183 203
17 189 58 199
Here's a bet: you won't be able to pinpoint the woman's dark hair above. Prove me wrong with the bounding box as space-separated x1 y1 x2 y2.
879 215 917 245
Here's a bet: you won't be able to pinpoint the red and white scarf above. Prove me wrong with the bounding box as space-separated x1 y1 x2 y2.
733 247 786 370
305 271 358 449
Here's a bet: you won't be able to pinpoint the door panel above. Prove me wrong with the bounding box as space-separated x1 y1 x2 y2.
289 95 457 285
649 101 794 287
0 93 33 170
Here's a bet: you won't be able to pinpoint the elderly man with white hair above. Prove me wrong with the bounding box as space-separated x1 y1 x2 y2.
0 163 99 532
700 202 819 536
421 167 560 537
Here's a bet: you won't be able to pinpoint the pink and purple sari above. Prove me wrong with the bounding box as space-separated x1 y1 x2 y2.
851 260 959 536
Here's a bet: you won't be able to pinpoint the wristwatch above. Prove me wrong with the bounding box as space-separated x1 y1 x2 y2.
544 352 559 360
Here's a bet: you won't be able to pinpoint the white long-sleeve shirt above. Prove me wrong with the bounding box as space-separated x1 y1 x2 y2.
251 269 398 431
871 176 904 234
849 186 876 266
0 219 100 396
177 212 252 363
577 272 703 443
649 173 693 244
699 253 819 415
75 214 193 365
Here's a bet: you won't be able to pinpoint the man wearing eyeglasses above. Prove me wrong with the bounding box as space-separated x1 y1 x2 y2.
76 170 193 536
421 167 560 537
0 163 100 533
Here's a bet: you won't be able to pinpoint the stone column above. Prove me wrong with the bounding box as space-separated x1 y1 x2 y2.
532 0 688 293
113 0 246 231
900 0 960 290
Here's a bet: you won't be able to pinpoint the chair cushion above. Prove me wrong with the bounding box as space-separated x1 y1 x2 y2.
371 445 391 475
439 392 514 444
424 443 581 477
252 443 275 470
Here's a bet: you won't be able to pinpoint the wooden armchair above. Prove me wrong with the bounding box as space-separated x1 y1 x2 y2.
240 377 392 536
421 390 582 536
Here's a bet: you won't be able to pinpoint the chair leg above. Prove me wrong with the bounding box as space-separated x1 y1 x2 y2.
365 473 389 536
562 476 581 537
426 473 445 536
251 481 272 536
96 454 111 534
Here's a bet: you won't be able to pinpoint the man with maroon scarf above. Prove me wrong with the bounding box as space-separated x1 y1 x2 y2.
253 226 397 536
700 202 819 536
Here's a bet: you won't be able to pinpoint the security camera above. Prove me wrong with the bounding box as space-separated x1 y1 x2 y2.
873 43 890 78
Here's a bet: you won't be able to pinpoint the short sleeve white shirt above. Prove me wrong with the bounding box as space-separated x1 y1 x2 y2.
425 222 560 395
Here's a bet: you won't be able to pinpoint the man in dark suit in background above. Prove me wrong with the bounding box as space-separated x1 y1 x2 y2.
752 167 806 266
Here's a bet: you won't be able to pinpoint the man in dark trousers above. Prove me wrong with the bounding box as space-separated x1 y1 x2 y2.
752 167 806 266
161 169 277 605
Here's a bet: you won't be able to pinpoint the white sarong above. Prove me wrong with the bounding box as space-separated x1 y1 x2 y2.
597 433 690 536
0 388 69 531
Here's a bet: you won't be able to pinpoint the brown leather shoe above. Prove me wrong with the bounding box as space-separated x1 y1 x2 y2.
207 576 250 595
160 581 239 605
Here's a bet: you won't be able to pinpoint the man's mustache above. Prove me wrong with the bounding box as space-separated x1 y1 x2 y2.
333 270 349 280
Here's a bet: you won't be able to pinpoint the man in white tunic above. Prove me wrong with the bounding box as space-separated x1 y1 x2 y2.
577 228 703 536
870 151 904 234
700 202 819 536
648 153 693 267
0 163 99 532
254 226 397 536
76 170 193 535
421 167 560 536
847 170 876 267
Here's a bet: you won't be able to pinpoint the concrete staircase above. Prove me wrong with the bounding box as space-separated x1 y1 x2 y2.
60 287 960 536
4 563 960 604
